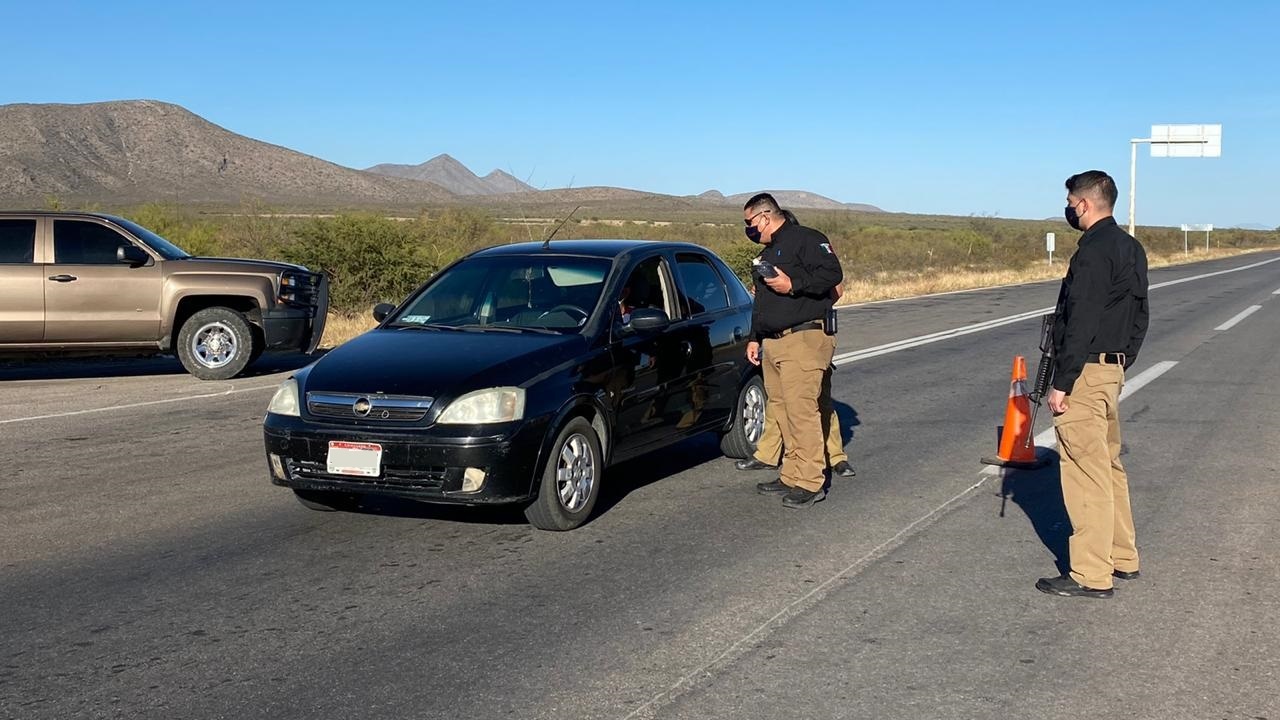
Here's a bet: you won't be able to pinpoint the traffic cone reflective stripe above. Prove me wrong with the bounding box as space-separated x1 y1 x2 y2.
981 355 1049 469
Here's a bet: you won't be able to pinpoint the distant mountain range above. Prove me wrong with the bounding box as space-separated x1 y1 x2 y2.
0 100 883 212
365 155 534 195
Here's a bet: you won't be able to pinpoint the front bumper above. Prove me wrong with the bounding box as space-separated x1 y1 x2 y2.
262 413 549 506
263 274 329 354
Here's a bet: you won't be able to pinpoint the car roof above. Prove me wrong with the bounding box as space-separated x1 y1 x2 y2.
471 239 710 259
0 210 130 222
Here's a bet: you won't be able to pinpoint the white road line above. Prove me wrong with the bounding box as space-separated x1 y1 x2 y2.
832 255 1279 367
0 384 278 425
621 477 991 720
1027 360 1179 448
626 357 1179 719
1274 287 1280 295
1147 256 1280 291
1215 305 1262 331
833 307 1051 365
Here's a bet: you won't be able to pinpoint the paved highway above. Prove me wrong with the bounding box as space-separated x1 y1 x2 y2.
3 252 1278 719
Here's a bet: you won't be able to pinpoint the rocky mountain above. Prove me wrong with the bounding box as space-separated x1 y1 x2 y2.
364 154 535 195
0 100 884 212
0 100 454 206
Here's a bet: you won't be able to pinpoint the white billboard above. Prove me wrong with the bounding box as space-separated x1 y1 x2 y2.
1151 124 1222 157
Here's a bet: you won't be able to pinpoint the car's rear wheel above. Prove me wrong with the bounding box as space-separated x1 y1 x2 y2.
292 488 361 512
524 417 602 531
720 374 765 458
176 307 259 380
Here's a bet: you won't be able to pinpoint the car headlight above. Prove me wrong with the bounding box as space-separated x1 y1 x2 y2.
267 377 301 417
436 387 525 424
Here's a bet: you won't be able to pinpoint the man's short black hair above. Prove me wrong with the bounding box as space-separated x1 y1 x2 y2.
1065 171 1118 210
743 192 782 215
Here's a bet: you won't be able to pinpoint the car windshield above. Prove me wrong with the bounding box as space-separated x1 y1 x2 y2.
391 255 611 333
112 217 192 260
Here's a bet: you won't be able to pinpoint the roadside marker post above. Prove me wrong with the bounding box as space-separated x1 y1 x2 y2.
1181 223 1213 254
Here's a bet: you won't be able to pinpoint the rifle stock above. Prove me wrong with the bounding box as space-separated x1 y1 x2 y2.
1025 313 1057 448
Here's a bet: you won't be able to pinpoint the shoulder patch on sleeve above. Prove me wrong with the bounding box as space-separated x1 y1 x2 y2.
819 242 832 254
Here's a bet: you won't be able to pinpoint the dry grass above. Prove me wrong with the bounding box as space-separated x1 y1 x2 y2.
317 246 1273 348
319 312 379 349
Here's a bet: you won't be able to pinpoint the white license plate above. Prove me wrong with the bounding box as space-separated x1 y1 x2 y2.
326 441 382 477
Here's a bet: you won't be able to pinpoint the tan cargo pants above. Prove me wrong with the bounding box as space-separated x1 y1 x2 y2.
752 366 847 468
761 329 836 493
1053 361 1140 590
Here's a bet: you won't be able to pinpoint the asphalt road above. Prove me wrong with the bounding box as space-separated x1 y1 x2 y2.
3 251 1278 719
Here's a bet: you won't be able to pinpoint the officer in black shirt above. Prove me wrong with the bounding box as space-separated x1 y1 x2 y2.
743 193 844 507
1037 170 1150 599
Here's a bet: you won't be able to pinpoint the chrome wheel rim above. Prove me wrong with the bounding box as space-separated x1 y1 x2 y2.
555 433 596 513
192 321 237 368
743 383 765 444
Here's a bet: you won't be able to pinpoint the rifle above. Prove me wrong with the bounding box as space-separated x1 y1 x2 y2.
1024 312 1057 448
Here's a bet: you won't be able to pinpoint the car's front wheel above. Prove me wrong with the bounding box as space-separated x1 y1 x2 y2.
176 307 260 380
720 374 765 458
524 417 602 531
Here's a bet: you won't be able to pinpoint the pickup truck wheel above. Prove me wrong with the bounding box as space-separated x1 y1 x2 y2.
524 417 602 531
176 307 258 380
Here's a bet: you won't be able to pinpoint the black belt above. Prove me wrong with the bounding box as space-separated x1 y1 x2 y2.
1088 352 1126 365
764 321 822 339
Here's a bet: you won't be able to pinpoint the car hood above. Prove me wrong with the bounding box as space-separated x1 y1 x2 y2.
175 257 313 274
301 327 587 398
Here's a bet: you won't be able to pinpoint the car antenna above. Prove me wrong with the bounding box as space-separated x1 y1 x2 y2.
542 205 581 249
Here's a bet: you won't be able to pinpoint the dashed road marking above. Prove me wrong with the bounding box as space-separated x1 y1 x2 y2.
1215 305 1262 331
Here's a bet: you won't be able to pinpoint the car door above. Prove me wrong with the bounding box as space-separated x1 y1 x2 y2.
0 217 45 343
42 218 163 343
670 251 746 432
607 252 693 455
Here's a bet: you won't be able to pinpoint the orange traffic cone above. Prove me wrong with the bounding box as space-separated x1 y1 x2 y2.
981 356 1049 469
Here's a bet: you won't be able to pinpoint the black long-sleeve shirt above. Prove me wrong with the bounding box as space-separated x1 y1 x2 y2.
1051 216 1149 392
750 220 844 340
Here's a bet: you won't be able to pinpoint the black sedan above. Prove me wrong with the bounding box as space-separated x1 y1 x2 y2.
263 239 765 530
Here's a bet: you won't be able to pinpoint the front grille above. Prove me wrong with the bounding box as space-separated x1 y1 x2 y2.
306 392 433 422
287 459 447 491
280 271 323 307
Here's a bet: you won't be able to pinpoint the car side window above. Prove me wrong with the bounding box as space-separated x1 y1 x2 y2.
53 220 134 264
618 256 672 323
0 220 36 264
675 253 730 316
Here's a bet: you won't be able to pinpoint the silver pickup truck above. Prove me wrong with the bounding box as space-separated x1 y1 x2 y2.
0 211 327 379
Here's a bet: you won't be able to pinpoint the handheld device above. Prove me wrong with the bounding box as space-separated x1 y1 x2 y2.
753 258 779 279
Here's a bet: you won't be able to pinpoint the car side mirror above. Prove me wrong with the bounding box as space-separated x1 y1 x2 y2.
373 303 396 323
117 245 149 267
627 307 670 332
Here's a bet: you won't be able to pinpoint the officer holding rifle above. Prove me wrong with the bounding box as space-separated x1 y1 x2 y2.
1035 170 1149 599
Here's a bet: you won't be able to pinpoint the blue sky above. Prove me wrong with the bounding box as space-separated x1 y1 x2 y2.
4 1 1277 227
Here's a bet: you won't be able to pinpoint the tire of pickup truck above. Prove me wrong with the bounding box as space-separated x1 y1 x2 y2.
176 307 259 380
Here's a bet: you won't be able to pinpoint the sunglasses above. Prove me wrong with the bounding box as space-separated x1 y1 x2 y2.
744 210 770 227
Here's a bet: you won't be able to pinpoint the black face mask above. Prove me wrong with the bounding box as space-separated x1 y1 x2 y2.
1064 203 1083 231
744 224 763 243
